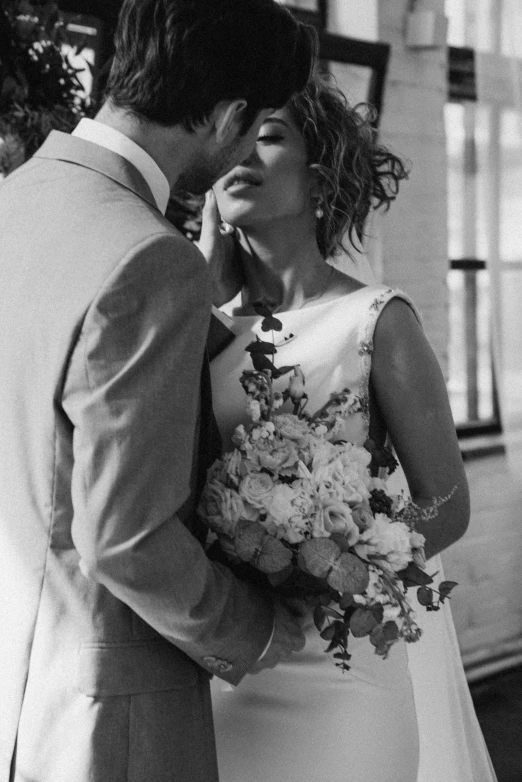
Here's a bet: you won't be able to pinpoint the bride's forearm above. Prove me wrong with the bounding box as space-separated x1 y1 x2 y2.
411 486 470 560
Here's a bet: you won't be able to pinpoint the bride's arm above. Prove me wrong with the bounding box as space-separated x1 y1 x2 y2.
370 298 470 560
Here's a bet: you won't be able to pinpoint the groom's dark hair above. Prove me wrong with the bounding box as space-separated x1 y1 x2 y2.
106 0 316 132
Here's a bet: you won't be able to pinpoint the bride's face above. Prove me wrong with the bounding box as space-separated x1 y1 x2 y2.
213 107 316 229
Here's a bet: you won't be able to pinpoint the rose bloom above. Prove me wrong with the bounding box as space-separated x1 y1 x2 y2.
320 501 360 544
238 472 275 509
351 502 374 531
200 482 247 537
273 413 310 443
355 514 412 572
257 440 300 474
265 483 298 525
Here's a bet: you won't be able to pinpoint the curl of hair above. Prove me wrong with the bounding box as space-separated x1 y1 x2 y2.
287 72 409 259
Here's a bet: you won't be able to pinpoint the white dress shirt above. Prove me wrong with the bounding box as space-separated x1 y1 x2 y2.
73 118 170 215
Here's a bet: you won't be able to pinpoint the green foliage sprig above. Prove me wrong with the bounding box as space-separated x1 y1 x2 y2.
0 0 95 170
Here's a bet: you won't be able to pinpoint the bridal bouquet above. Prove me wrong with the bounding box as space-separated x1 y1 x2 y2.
200 303 456 670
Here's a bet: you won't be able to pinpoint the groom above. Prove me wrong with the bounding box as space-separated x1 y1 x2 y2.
0 1 314 780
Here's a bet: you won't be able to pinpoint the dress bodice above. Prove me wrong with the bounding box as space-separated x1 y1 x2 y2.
210 285 416 450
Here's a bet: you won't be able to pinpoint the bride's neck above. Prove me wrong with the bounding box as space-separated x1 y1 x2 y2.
238 221 329 312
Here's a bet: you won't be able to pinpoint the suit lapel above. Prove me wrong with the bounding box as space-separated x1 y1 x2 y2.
33 130 158 211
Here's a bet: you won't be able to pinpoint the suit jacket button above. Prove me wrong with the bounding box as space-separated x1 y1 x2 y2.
217 660 233 673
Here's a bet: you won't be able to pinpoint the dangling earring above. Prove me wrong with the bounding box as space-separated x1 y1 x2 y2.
314 198 324 220
221 220 235 235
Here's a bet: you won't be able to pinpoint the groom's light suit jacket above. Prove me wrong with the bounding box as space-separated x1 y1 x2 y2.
0 131 273 782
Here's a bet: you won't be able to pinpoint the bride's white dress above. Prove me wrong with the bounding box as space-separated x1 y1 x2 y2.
209 285 498 782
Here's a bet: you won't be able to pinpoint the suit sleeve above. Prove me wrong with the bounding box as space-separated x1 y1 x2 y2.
62 232 273 685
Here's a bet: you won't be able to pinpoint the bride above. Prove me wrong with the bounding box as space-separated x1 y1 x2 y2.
199 73 498 782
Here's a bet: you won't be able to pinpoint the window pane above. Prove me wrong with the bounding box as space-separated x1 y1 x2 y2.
445 102 490 261
500 109 522 262
447 269 494 425
446 0 522 56
328 62 374 106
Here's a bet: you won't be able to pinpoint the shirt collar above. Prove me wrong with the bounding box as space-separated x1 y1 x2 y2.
72 118 170 215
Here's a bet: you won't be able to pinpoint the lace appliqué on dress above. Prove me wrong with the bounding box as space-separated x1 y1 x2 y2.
356 287 419 436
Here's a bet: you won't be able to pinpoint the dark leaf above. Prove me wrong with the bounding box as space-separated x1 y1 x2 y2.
417 585 434 606
260 314 283 332
350 607 378 637
271 364 294 379
369 623 385 648
234 520 293 573
399 562 434 588
333 651 352 661
299 538 341 580
438 580 458 601
252 300 275 318
320 623 336 641
250 352 276 373
245 339 277 356
339 593 356 610
313 604 326 632
382 621 399 642
327 552 370 594
370 604 384 624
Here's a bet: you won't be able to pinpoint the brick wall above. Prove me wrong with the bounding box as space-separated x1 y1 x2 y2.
376 0 449 370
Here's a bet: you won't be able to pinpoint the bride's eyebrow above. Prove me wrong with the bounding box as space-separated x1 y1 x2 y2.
261 118 289 129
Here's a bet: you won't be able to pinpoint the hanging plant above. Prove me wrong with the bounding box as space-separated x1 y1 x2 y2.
0 1 96 175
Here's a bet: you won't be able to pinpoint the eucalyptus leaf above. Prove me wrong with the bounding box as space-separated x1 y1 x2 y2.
417 585 434 606
313 604 326 632
299 538 342 580
350 607 378 637
234 520 292 573
326 552 370 594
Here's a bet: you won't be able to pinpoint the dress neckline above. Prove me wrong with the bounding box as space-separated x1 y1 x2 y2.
223 284 372 320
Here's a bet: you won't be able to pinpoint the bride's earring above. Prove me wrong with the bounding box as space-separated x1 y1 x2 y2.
221 220 235 235
314 198 324 220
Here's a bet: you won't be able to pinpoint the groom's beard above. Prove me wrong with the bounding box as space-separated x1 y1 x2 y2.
175 137 241 197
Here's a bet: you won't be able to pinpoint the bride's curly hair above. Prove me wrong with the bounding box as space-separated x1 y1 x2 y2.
287 71 409 259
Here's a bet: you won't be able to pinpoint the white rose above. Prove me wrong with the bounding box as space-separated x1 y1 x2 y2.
356 515 412 572
200 483 245 537
320 501 360 545
265 483 297 524
247 399 261 422
273 414 310 443
238 472 274 509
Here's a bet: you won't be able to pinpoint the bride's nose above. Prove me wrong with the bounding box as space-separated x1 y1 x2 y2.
240 146 261 167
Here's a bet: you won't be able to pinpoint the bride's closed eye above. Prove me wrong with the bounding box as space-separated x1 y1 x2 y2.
257 133 284 143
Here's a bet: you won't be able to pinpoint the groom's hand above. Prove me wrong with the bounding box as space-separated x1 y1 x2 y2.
197 189 243 307
248 603 306 674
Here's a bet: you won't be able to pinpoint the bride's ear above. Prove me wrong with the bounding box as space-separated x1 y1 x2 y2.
212 99 248 145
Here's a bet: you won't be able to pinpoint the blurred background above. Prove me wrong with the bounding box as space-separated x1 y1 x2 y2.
2 1 521 776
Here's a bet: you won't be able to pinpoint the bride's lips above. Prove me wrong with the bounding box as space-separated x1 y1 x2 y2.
223 170 263 192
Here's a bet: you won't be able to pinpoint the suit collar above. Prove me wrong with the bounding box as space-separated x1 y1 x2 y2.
33 130 159 211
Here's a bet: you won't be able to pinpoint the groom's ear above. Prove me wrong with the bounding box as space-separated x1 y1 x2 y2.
212 99 248 145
